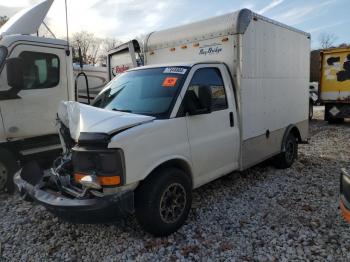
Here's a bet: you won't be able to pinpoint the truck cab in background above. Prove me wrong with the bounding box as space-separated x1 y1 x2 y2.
0 33 74 192
0 0 107 192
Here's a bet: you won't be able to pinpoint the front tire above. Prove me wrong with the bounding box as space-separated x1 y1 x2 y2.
0 149 18 194
272 133 297 169
135 167 192 237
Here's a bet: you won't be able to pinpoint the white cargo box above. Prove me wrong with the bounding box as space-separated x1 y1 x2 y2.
108 9 310 168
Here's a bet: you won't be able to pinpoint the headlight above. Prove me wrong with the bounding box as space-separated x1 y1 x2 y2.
72 148 124 187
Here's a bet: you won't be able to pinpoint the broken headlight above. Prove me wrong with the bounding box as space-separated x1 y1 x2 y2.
72 147 125 187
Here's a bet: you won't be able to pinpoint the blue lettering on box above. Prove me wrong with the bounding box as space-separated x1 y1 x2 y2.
199 45 223 56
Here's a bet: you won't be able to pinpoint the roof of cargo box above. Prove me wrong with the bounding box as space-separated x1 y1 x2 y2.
145 9 310 51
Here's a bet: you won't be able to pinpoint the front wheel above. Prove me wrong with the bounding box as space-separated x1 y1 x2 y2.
272 133 297 169
135 167 192 237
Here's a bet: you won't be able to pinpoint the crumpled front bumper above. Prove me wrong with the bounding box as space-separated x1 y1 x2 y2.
340 168 350 223
14 166 134 224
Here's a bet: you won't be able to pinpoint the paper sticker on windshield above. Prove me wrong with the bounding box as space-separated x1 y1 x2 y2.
162 77 178 87
163 67 187 74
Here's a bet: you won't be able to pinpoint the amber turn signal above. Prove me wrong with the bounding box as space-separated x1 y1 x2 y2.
74 173 121 186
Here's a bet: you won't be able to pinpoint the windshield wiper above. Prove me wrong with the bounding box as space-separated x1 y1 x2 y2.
112 108 132 113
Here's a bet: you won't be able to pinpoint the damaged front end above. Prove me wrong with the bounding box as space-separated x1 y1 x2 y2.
14 108 134 223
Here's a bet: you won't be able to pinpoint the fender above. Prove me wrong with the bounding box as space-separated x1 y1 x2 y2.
142 155 194 186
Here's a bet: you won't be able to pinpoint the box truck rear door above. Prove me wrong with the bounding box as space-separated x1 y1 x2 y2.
107 40 143 81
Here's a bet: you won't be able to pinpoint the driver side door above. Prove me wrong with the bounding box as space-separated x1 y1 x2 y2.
181 64 239 186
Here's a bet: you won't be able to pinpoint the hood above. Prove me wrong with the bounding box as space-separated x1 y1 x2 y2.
0 0 54 37
58 101 155 141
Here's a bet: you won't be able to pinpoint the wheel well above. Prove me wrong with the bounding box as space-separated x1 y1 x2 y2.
281 125 302 152
290 126 302 143
141 159 193 188
0 146 18 160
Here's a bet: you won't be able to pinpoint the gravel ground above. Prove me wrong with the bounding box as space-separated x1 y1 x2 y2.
1 107 350 261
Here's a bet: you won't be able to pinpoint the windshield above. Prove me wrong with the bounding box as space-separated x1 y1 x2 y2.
0 46 7 68
93 67 188 118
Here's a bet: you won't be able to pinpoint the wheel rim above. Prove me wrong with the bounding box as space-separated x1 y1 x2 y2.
159 183 187 224
0 161 8 191
285 140 295 163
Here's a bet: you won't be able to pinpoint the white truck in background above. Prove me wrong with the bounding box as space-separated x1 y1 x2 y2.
73 63 108 104
15 8 310 236
0 0 107 192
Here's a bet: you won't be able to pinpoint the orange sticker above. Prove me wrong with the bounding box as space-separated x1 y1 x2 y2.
162 77 178 87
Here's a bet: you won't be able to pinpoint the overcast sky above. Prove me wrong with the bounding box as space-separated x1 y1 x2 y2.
0 0 349 49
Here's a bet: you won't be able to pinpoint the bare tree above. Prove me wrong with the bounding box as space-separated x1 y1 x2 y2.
102 38 121 53
97 38 122 65
72 31 101 65
318 33 338 49
0 16 9 28
338 43 350 48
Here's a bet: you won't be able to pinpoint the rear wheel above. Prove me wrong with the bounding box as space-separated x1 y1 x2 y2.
135 167 192 236
309 101 313 120
272 133 297 169
0 149 18 194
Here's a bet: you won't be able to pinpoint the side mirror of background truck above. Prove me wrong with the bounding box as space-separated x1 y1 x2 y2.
184 85 212 115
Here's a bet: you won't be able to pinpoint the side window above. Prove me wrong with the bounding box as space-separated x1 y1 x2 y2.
18 51 60 90
187 67 228 111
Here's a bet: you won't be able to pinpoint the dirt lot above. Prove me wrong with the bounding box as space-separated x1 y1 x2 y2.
1 107 350 261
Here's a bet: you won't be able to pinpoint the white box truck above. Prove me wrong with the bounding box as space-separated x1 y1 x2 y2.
15 8 310 236
0 0 107 193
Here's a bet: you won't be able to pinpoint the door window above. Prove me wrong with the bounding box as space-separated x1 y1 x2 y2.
18 51 60 90
187 67 228 111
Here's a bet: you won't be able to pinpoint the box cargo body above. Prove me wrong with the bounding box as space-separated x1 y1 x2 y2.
320 47 350 121
141 9 310 169
320 47 350 101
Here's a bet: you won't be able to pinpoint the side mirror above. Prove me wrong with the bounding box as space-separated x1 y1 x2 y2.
6 57 24 91
184 85 212 115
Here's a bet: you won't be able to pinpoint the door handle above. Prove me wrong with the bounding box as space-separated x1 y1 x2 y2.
229 112 234 127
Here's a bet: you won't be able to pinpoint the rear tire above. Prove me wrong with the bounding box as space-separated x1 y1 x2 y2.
272 133 297 169
135 167 192 237
0 149 18 194
309 101 313 120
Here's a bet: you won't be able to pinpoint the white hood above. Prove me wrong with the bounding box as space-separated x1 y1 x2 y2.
0 0 54 36
58 101 155 141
